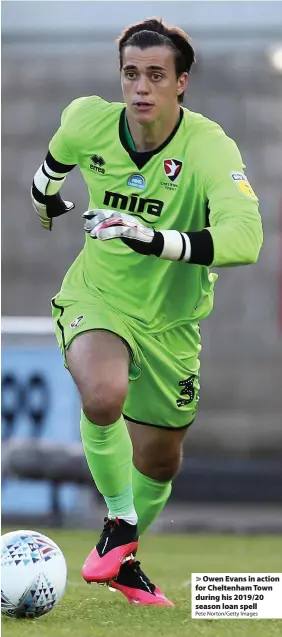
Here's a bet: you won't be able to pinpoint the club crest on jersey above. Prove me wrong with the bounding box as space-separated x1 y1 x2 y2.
127 174 146 190
163 159 183 182
70 315 84 328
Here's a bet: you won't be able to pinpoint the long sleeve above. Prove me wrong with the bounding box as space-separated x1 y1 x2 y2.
31 101 80 227
31 100 81 204
201 133 263 267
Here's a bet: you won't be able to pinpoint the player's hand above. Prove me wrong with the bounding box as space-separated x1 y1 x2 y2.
83 209 154 243
31 191 75 231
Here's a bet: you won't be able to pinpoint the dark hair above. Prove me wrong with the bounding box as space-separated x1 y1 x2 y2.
117 18 195 103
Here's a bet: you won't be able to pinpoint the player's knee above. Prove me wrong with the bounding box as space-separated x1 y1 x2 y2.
82 381 127 426
83 397 123 426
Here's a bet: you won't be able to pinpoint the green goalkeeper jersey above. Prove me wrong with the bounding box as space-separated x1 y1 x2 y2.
49 96 263 333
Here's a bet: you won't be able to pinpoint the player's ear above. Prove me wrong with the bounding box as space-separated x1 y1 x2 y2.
176 72 189 98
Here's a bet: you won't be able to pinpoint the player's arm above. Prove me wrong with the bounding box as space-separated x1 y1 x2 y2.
193 133 263 267
31 104 76 230
84 134 263 267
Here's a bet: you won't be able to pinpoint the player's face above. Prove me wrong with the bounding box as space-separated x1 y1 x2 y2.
121 46 188 123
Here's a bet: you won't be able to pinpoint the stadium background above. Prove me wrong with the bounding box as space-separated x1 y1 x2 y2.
2 0 282 532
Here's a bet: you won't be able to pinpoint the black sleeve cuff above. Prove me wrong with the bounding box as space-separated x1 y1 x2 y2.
186 229 214 266
45 151 76 173
121 229 214 264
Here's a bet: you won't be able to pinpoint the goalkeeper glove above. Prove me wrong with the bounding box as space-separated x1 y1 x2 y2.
31 190 75 231
82 209 192 261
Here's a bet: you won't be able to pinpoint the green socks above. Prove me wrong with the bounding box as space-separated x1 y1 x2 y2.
80 411 172 532
132 465 172 535
80 411 137 524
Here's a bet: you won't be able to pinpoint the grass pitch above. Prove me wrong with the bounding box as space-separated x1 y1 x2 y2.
2 530 282 637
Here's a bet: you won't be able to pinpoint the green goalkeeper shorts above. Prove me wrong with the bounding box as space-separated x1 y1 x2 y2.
51 294 201 429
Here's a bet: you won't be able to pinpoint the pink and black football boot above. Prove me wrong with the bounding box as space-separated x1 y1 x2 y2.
82 517 138 584
109 557 175 606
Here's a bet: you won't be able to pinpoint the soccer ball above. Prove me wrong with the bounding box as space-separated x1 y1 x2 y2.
1 530 67 618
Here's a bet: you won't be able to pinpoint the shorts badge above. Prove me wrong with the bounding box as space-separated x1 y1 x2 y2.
70 315 84 328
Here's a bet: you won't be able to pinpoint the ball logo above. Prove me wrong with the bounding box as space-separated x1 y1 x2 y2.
127 174 146 190
163 159 183 182
70 315 84 328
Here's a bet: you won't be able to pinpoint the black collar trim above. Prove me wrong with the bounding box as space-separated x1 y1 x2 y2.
119 108 184 170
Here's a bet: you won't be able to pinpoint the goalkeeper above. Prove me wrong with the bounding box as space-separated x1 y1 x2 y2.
31 18 263 606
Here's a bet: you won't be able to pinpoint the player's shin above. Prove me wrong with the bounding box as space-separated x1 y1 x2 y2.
132 465 172 535
80 412 139 583
80 411 137 524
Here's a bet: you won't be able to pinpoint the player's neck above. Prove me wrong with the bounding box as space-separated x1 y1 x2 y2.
126 106 181 152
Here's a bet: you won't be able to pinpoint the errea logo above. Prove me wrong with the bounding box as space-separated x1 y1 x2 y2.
90 155 106 174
